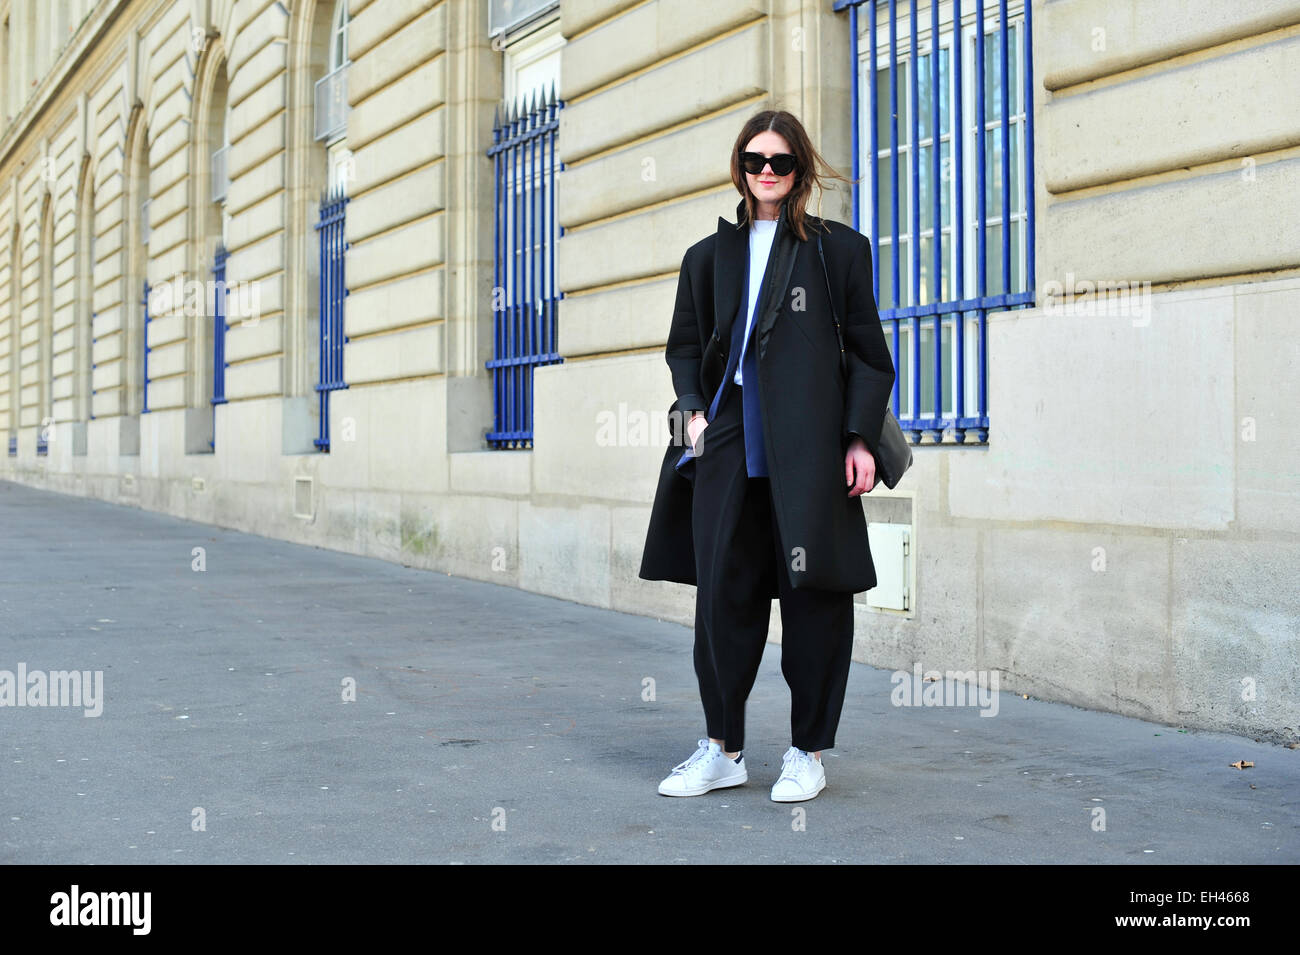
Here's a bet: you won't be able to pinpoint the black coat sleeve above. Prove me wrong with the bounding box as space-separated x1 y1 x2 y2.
841 233 896 455
665 249 706 417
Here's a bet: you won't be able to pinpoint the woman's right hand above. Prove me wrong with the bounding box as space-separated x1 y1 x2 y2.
687 413 708 452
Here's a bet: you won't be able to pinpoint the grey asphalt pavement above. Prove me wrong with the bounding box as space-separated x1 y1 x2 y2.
1 478 1296 864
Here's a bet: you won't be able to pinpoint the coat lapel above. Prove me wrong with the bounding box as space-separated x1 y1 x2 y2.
711 197 813 364
711 199 748 348
754 202 800 362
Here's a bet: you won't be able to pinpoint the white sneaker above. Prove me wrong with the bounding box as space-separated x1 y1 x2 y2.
770 746 826 802
658 739 748 796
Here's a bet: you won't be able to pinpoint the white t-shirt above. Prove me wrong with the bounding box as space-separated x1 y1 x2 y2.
734 218 778 386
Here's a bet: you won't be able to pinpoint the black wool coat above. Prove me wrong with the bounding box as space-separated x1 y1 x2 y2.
638 196 897 595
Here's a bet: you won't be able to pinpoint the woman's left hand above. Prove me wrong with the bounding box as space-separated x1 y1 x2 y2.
844 437 876 497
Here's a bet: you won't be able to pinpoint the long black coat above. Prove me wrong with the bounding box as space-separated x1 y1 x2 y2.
638 197 897 595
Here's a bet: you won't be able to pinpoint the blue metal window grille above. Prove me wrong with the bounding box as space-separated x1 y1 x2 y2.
210 244 229 449
313 185 349 451
485 84 564 449
837 0 1035 444
6 435 14 456
141 278 152 415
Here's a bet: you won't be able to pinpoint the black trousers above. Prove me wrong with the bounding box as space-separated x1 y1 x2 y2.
690 380 855 754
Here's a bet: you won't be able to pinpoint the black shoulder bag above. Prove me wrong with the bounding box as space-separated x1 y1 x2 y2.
816 230 913 490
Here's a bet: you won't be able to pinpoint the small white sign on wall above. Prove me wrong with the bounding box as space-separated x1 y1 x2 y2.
866 522 911 611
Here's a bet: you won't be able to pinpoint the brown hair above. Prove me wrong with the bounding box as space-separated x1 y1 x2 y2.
729 109 858 241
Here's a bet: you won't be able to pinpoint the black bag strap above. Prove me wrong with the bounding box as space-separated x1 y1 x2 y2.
816 230 847 379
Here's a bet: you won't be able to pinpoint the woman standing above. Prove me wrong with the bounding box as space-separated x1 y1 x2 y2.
639 109 896 802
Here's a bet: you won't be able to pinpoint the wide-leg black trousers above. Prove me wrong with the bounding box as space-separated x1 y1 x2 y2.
690 380 855 754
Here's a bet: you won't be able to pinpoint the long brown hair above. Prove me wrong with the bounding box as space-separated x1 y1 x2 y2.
729 109 858 241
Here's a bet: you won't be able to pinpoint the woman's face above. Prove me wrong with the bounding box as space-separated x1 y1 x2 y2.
742 131 797 207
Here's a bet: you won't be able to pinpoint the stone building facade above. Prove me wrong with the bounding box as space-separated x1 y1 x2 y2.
1 0 1296 740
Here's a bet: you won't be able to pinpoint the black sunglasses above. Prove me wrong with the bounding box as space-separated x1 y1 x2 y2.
740 151 798 177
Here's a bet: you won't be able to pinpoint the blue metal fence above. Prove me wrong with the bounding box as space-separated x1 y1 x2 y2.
836 0 1035 444
485 83 564 449
313 186 349 451
210 244 229 450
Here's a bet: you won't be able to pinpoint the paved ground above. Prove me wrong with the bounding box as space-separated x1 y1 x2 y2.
0 478 1296 864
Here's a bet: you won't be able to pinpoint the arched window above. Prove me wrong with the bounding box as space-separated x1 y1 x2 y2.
123 113 149 428
204 56 231 447
284 0 352 454
486 18 565 448
310 0 351 450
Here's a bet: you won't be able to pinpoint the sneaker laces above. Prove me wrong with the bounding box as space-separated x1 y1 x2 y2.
778 746 813 782
670 739 715 776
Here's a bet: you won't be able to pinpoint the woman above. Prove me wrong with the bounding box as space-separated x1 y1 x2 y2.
638 109 896 802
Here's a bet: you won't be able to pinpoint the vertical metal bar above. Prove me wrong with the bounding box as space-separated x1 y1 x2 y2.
519 102 527 445
909 0 920 309
325 190 332 450
340 198 346 394
317 194 322 452
509 105 520 444
545 89 553 360
317 191 327 449
976 0 988 430
528 94 538 443
515 105 525 443
975 0 986 301
341 198 346 387
326 190 332 449
491 109 502 447
330 192 336 421
867 0 878 301
888 1 903 420
496 113 506 448
1023 0 1036 298
539 93 549 362
502 109 513 447
909 0 920 429
889 0 899 314
954 0 966 438
333 191 339 405
930 0 942 431
220 250 226 403
332 193 339 411
999 0 1011 298
330 190 336 415
549 88 560 368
